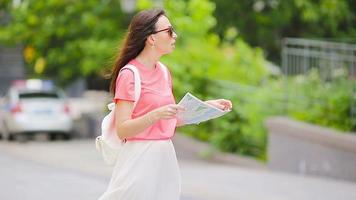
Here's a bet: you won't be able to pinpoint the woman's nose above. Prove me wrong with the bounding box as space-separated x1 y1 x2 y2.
172 32 178 39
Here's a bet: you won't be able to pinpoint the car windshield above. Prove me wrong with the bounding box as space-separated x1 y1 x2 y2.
19 92 59 99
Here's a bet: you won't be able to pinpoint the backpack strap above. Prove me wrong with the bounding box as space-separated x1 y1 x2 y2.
158 61 169 82
118 64 141 108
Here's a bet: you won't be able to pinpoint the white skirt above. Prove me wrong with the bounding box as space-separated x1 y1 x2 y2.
98 139 181 200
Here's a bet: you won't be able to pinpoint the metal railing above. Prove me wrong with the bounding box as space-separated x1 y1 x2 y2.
282 38 356 127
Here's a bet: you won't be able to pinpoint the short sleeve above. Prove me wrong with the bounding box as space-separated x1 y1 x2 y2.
114 69 135 102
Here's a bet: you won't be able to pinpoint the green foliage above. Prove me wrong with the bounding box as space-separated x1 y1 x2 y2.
0 0 126 85
205 79 284 160
211 0 356 62
286 70 354 132
159 0 268 96
204 71 354 160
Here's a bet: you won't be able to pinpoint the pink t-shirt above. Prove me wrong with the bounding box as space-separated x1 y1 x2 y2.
114 59 177 141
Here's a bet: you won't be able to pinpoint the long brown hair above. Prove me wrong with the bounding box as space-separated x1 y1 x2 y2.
110 8 166 94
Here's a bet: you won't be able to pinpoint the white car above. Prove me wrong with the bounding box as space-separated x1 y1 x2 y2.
0 79 73 141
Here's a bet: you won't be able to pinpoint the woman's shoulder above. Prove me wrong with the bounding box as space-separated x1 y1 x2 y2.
117 67 135 81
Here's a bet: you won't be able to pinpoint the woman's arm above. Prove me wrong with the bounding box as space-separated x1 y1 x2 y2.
114 100 152 139
115 100 185 139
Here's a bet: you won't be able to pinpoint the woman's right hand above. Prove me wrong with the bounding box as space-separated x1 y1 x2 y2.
150 104 185 121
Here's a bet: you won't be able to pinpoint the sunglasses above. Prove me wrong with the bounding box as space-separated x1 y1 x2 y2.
152 27 175 37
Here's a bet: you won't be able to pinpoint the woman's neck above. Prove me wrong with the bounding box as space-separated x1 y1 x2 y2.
136 46 160 70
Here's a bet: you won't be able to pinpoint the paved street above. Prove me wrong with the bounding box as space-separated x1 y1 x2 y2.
1 135 356 200
0 152 106 200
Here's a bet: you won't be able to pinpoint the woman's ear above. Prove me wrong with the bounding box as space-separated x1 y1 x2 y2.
147 35 155 47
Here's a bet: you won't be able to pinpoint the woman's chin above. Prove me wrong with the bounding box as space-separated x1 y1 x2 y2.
164 49 174 55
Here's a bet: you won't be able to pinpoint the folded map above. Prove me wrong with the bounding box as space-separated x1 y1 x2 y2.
177 92 231 125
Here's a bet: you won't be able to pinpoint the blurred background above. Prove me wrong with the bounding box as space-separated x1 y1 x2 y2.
1 0 356 200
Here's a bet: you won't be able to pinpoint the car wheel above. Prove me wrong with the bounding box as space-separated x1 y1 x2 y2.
62 133 72 140
49 133 57 141
0 121 4 140
8 133 15 141
0 126 3 140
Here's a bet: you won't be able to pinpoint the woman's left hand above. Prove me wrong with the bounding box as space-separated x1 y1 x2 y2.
205 99 233 111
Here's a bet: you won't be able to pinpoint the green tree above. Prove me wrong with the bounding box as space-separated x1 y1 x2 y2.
0 0 126 85
211 0 356 62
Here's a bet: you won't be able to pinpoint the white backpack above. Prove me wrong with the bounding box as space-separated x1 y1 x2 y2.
95 62 169 166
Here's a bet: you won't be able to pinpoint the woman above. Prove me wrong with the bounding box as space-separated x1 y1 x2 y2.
99 8 232 200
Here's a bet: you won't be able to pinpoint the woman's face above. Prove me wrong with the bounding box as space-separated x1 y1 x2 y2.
151 15 177 55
